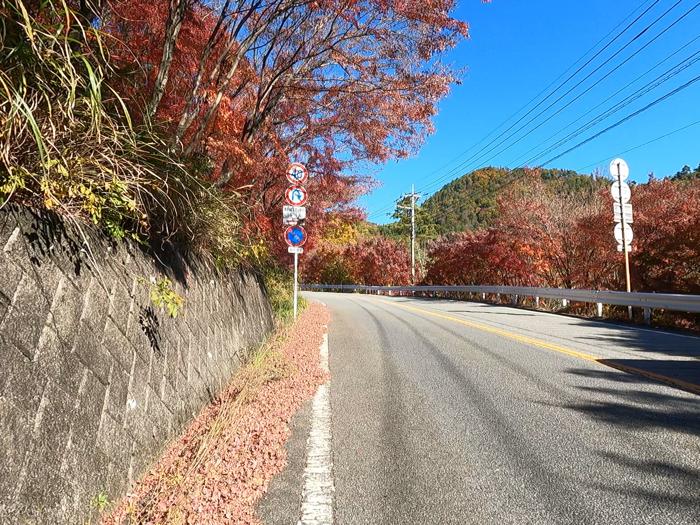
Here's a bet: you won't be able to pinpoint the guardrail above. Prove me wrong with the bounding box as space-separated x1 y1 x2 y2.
302 284 700 322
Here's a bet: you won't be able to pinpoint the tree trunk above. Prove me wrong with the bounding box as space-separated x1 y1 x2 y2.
146 0 188 121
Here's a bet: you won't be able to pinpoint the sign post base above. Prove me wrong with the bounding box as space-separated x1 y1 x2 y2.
293 250 298 320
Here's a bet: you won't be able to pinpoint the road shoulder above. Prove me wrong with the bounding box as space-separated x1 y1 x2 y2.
257 399 313 524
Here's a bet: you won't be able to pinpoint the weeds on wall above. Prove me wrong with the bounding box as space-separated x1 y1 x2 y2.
147 277 184 319
1 1 171 235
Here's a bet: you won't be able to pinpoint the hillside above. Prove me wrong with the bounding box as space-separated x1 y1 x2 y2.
420 167 605 234
379 167 605 240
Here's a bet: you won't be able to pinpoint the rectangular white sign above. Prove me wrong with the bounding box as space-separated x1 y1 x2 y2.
613 203 633 223
283 205 306 225
288 246 304 254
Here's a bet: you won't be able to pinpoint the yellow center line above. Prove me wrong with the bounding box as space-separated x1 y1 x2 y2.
380 299 600 362
379 298 700 396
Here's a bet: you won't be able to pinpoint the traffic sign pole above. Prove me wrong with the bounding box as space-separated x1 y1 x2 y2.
284 224 306 320
284 163 309 320
293 250 298 319
613 159 633 320
615 162 632 295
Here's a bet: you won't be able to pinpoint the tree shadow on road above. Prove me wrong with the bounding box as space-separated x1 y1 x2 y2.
563 366 700 437
581 451 700 515
597 450 700 481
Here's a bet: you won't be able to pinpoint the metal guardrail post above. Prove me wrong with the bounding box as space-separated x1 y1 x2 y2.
644 307 652 325
596 302 603 317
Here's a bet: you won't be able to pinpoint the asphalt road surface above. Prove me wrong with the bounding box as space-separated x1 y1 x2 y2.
260 293 700 525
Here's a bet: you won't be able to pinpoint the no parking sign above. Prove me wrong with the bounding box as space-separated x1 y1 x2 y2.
285 225 307 247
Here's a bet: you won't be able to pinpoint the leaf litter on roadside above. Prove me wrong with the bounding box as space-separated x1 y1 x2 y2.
103 303 330 525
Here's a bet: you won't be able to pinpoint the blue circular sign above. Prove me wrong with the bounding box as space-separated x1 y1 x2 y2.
285 225 307 247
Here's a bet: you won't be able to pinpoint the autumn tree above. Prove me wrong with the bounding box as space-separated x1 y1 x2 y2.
105 0 468 256
491 174 613 288
303 236 410 285
629 178 700 293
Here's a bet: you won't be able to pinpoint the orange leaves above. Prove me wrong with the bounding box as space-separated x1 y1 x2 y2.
629 178 700 293
103 0 469 267
304 237 412 285
423 176 700 295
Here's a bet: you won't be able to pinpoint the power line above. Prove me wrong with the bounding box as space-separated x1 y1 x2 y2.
520 48 700 167
539 73 700 167
381 0 660 199
408 0 668 196
392 70 700 221
502 2 700 168
367 0 699 221
574 119 700 172
423 75 700 221
366 0 659 219
508 32 700 166
413 0 698 199
434 0 686 184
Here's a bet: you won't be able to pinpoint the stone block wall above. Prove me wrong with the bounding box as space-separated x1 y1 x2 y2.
0 205 274 523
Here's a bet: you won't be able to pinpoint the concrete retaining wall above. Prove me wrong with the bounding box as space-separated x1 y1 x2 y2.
0 205 273 523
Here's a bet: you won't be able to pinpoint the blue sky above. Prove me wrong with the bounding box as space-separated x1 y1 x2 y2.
361 0 700 224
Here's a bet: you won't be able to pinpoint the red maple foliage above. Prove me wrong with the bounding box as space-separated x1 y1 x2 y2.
102 0 468 258
303 237 411 285
624 178 700 293
423 177 700 295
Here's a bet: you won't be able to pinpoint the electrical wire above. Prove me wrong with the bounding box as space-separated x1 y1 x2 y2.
367 0 699 220
521 49 700 167
365 0 660 219
574 119 700 172
507 32 700 166
423 0 687 189
539 73 700 166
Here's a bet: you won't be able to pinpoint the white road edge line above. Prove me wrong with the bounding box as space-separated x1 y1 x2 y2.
298 333 334 525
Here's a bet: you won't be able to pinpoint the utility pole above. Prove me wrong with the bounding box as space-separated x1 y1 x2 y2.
398 185 421 283
411 184 416 284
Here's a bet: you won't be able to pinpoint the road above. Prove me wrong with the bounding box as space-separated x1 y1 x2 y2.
259 292 700 525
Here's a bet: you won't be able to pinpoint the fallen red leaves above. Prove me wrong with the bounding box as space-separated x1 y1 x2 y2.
103 303 330 525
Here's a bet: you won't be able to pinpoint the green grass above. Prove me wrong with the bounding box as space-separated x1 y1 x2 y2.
262 265 307 325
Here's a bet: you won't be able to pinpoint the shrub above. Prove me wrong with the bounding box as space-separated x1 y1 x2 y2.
261 265 307 325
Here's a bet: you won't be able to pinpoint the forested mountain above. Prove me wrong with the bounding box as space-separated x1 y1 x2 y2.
380 167 606 239
421 167 607 233
671 164 700 181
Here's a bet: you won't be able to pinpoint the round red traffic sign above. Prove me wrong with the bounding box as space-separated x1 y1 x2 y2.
284 225 307 247
286 163 308 185
285 185 308 206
